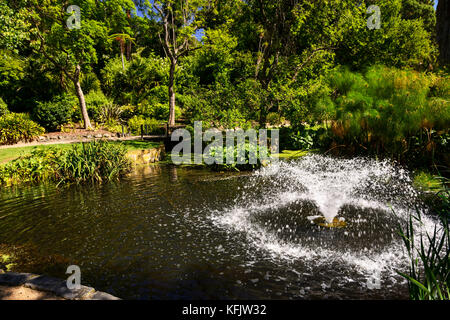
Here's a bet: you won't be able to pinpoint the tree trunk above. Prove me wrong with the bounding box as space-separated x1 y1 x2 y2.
168 58 176 127
437 0 450 66
121 52 125 71
120 39 125 71
73 65 92 129
126 41 132 61
126 10 132 61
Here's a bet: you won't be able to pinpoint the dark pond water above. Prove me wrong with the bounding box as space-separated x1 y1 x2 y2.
0 155 435 299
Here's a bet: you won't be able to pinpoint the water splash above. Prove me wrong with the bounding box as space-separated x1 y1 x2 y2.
210 154 437 278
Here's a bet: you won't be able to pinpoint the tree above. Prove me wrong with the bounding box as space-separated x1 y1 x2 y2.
335 0 435 69
0 1 30 53
436 0 450 66
233 0 361 126
401 0 436 34
11 0 134 129
150 0 207 127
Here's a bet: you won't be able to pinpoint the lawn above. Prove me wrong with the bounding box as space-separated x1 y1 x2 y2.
0 140 161 163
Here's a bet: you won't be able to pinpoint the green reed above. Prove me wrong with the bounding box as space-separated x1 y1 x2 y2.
397 175 450 300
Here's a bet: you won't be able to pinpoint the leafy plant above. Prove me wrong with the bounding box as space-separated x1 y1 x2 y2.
279 124 327 151
0 253 15 271
84 90 111 123
205 143 271 171
100 103 123 125
127 115 164 135
0 148 59 185
0 112 44 144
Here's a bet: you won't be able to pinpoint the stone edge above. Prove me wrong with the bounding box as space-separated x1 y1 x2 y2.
0 272 120 300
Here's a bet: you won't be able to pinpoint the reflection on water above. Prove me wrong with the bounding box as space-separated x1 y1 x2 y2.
0 156 433 299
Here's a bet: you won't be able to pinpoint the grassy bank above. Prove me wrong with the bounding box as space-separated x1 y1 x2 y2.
0 141 157 186
0 140 161 163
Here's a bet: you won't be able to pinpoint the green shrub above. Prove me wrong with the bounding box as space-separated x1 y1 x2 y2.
154 103 182 121
85 90 111 122
0 98 9 117
100 103 123 125
0 113 44 145
33 94 76 131
266 112 284 126
119 104 136 122
81 72 101 93
0 149 58 185
279 124 328 151
127 116 164 135
135 102 182 121
205 143 271 171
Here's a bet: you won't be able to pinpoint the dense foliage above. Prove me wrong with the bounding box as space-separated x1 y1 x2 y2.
0 98 9 117
0 0 447 168
206 143 271 171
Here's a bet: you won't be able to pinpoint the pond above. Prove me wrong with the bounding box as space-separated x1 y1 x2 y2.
0 155 438 299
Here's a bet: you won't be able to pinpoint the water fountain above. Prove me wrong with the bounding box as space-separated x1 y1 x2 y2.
210 154 439 292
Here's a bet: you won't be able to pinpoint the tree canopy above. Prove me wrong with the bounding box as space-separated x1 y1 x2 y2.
0 0 445 130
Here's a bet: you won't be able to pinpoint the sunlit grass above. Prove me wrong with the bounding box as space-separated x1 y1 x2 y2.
413 171 446 193
274 149 310 159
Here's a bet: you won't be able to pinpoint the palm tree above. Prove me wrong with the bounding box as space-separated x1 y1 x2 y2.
109 33 136 71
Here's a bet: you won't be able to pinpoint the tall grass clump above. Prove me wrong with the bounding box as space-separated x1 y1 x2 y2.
57 141 131 184
0 141 131 186
313 66 449 167
397 176 450 300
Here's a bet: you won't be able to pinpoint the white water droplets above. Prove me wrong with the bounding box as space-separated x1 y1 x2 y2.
210 154 438 278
